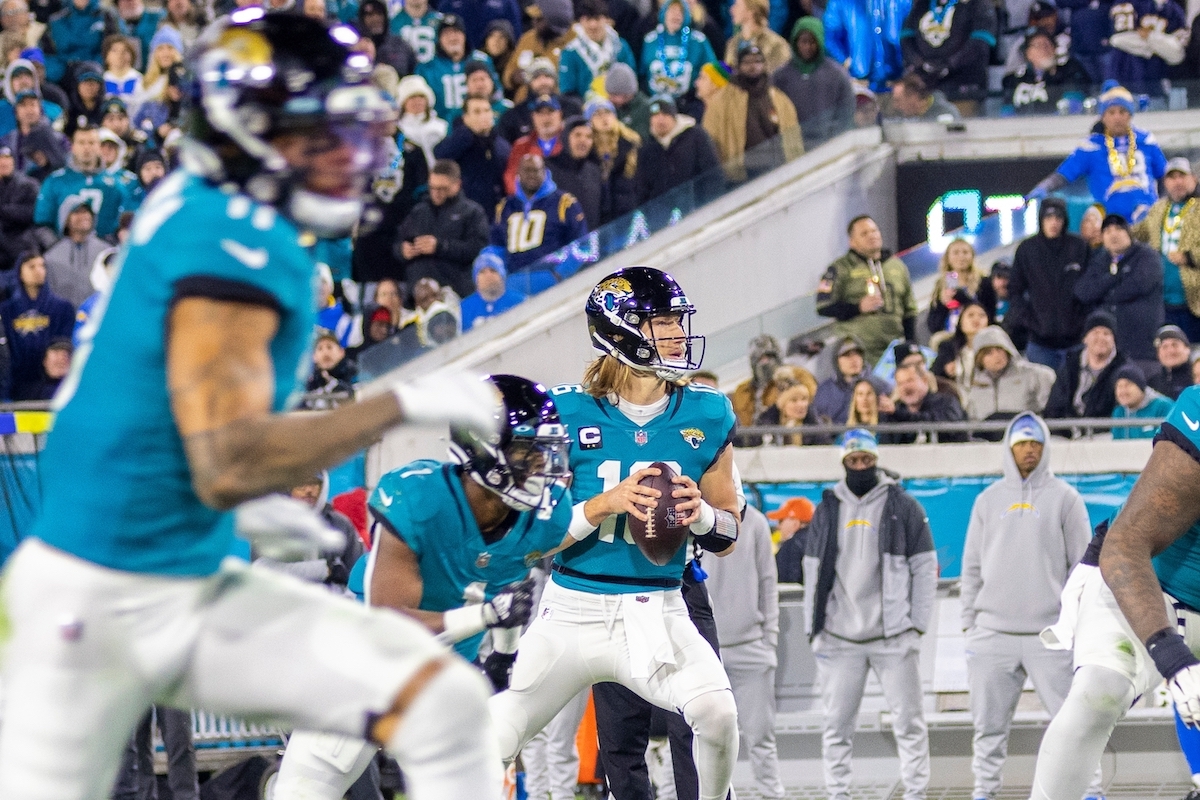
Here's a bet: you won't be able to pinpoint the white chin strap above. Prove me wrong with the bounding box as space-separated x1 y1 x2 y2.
289 189 363 239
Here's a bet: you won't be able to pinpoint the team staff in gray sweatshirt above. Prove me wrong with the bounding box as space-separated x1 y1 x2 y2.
960 412 1096 800
803 429 938 800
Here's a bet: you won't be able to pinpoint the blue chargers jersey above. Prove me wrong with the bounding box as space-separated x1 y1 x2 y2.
1153 386 1200 610
549 383 736 594
369 459 572 659
1056 127 1167 223
32 171 321 576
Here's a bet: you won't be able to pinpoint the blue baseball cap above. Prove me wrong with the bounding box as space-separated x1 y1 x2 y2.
1008 413 1045 446
841 428 879 461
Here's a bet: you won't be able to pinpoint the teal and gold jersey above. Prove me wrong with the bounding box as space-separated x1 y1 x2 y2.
548 382 736 594
32 171 320 577
392 10 441 62
1153 386 1200 609
370 459 572 659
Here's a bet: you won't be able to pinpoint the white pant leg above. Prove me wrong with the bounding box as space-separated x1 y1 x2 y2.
965 628 1026 799
724 643 784 800
868 634 929 800
812 633 871 800
523 689 589 800
273 731 378 800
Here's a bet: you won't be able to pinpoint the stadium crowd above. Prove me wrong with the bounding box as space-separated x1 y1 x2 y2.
5 0 1200 403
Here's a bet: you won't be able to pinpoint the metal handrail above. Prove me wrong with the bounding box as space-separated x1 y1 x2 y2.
735 416 1166 443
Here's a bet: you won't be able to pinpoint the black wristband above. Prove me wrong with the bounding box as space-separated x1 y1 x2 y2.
1147 627 1199 679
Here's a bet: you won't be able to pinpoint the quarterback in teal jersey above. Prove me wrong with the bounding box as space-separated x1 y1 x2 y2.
274 374 575 799
490 267 743 800
0 12 506 800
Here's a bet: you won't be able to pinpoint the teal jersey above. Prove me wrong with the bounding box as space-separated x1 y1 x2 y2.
392 10 442 62
1153 386 1200 610
417 53 497 120
369 460 572 659
548 383 735 594
34 166 127 236
32 171 321 576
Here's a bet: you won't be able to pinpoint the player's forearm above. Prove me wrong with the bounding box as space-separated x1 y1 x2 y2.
186 393 403 509
1100 531 1173 642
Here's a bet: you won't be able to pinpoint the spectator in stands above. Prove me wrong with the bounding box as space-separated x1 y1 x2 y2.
133 61 185 149
395 158 488 301
1002 0 1073 75
436 0 521 53
42 199 103 307
480 19 517 79
705 499 785 800
823 0 907 90
391 0 441 66
504 92 563 194
890 360 967 442
395 73 447 167
1107 0 1185 96
703 42 803 182
1111 362 1172 437
1131 157 1200 342
503 0 574 101
725 0 790 71
772 17 855 151
1044 309 1129 418
963 325 1057 423
416 14 498 120
546 115 603 229
134 26 181 107
498 56 582 141
817 214 917 365
960 411 1093 800
0 57 60 136
755 365 831 445
605 60 651 141
900 0 995 104
927 238 994 335
932 300 989 391
733 333 785 426
409 276 460 346
1 0 45 52
460 245 525 330
19 117 64 181
558 0 637 99
1074 212 1163 366
1 250 73 399
1008 197 1089 371
100 97 146 168
18 334 67 398
101 34 141 107
305 329 357 407
464 60 512 118
1079 202 1105 251
1029 82 1165 222
1003 30 1092 115
1 88 50 169
1058 0 1110 82
887 69 961 120
355 0 417 78
492 152 587 292
587 96 641 223
35 124 124 236
1192 355 1200 385
22 47 68 111
804 428 937 800
639 0 717 113
161 0 204 49
634 93 721 204
353 130 427 285
434 94 511 212
114 0 161 71
45 0 119 84
1147 324 1192 399
0 143 35 269
62 61 103 135
769 495 814 584
989 260 1012 326
815 335 892 423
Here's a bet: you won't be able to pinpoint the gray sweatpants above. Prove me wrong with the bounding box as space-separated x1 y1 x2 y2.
723 640 785 800
812 631 929 800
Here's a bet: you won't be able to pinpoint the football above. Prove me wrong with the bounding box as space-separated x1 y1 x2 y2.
627 461 689 566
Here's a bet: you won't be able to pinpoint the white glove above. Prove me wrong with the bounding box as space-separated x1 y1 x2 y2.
393 369 501 436
235 494 345 562
1169 663 1200 727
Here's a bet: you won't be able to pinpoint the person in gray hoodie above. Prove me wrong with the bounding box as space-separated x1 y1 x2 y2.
705 503 784 800
959 412 1096 800
803 428 937 800
963 325 1057 425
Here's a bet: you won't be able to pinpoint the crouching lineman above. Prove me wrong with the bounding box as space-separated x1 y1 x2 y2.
274 374 575 799
489 266 742 800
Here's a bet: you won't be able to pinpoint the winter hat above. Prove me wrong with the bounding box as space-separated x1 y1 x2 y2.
604 62 638 97
1039 195 1067 220
790 15 825 51
437 13 466 35
531 93 561 112
76 63 103 84
892 340 924 367
1098 80 1135 115
841 428 879 461
1114 363 1147 392
12 89 39 105
1155 323 1190 348
1027 0 1058 21
535 0 574 34
1083 309 1117 337
101 96 128 117
473 245 508 281
766 496 814 523
528 56 557 80
648 94 677 116
19 47 44 65
1007 412 1045 446
149 25 184 55
395 74 436 112
1101 213 1129 231
736 41 763 62
135 148 165 172
464 59 492 79
748 333 782 363
584 96 615 120
700 60 730 88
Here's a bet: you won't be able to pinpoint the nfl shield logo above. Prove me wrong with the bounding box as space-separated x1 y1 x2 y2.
635 430 648 446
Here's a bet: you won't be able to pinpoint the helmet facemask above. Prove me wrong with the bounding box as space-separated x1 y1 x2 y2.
592 305 706 382
454 423 573 514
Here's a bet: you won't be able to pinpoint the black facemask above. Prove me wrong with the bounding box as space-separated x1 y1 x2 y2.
844 465 879 497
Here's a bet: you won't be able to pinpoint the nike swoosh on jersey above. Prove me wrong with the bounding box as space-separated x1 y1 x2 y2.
378 489 394 506
1183 412 1200 432
220 239 269 270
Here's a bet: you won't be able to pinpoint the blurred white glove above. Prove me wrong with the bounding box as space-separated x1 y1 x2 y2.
393 370 501 435
1170 664 1200 727
235 494 345 562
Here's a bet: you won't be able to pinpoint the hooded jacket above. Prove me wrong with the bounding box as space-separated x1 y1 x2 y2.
960 413 1091 633
1008 199 1089 350
0 59 64 137
771 17 856 150
546 125 603 230
633 113 721 204
42 230 107 308
46 0 120 83
490 173 587 272
433 116 512 213
1074 239 1164 362
964 325 1057 421
823 0 911 90
357 0 417 78
803 473 937 642
0 280 74 399
395 74 448 167
814 335 894 423
638 0 717 99
17 120 68 182
1043 342 1129 419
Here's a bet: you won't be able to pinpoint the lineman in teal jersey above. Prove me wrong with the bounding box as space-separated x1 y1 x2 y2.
417 13 499 121
0 12 507 800
391 0 442 63
273 374 575 799
490 266 743 800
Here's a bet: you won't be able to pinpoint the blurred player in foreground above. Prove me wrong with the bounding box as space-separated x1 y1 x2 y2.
0 11 503 800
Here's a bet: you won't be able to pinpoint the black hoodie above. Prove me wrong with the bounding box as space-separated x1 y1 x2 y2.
356 0 417 78
1008 197 1089 349
545 117 603 231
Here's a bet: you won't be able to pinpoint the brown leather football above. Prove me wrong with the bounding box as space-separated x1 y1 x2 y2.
626 461 689 566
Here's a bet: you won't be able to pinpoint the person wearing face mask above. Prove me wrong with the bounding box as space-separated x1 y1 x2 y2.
1002 29 1090 115
803 428 937 800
